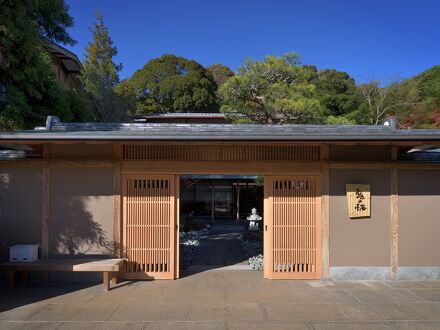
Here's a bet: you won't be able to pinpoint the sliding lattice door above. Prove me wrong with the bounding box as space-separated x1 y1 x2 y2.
264 176 321 279
122 175 178 279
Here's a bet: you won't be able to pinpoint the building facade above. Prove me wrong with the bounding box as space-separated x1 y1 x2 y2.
0 117 440 281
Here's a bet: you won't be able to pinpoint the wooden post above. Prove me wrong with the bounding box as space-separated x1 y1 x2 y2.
236 181 240 220
175 175 180 279
6 271 15 288
103 271 110 291
113 144 122 257
391 145 399 280
321 144 330 279
211 180 215 220
41 144 51 259
111 272 119 285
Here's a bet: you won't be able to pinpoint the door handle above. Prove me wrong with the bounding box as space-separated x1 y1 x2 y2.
265 225 268 231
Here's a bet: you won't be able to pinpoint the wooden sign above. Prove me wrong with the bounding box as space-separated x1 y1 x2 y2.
346 184 370 218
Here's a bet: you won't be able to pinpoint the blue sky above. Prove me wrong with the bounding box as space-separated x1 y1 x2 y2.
65 0 440 84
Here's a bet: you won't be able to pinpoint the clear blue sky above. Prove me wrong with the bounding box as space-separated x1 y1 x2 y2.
65 0 439 84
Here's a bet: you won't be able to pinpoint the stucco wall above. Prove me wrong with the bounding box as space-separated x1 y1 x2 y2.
49 168 114 258
329 169 391 266
50 143 114 159
399 170 440 267
0 168 42 262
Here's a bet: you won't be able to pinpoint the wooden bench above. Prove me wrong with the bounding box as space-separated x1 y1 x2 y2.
0 258 125 291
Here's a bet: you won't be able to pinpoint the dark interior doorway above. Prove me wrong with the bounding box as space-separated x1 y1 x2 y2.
179 175 264 275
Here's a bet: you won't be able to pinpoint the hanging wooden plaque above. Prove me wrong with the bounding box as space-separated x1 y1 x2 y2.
346 184 371 218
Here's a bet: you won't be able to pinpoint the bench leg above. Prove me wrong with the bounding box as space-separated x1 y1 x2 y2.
6 271 15 288
20 271 28 285
111 272 119 285
103 272 110 291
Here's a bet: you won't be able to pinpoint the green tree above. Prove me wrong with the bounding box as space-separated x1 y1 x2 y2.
312 69 361 117
80 13 129 122
0 0 78 129
206 64 234 87
118 54 219 114
218 53 323 124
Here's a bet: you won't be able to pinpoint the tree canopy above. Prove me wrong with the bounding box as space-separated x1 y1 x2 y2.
218 53 323 124
206 64 234 87
80 13 130 122
0 0 81 129
118 54 219 114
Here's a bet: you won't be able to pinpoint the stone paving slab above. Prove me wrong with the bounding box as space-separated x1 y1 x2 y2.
262 303 343 322
1 271 440 329
310 321 394 329
186 303 264 321
28 303 118 322
0 321 61 329
331 302 422 321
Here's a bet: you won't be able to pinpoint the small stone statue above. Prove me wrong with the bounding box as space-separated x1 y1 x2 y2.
247 208 262 232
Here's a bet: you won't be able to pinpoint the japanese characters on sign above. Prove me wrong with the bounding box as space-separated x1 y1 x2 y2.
346 184 371 218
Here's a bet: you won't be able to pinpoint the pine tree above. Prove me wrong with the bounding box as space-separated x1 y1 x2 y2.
81 13 128 122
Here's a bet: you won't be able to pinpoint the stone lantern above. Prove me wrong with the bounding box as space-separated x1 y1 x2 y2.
247 208 262 232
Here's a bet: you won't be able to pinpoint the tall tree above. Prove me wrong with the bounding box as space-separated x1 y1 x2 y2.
80 13 128 122
206 64 234 87
0 0 78 129
118 54 218 114
218 53 323 124
357 80 420 125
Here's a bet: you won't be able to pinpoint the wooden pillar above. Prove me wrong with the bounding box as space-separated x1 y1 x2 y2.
321 144 330 279
391 146 399 280
41 144 51 259
236 181 241 220
113 144 122 257
211 180 215 220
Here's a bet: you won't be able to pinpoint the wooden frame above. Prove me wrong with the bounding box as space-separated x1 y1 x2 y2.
264 175 322 279
122 174 177 280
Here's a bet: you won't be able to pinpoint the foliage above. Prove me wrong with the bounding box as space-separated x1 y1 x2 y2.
206 64 234 87
357 80 420 125
0 0 78 129
219 53 323 124
118 54 219 114
80 13 130 122
311 68 361 117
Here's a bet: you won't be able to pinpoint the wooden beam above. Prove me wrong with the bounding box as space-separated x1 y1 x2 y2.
122 160 322 175
0 159 113 168
329 162 440 170
320 145 330 279
41 144 50 259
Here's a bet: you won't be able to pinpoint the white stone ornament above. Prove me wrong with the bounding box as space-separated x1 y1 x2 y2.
247 208 262 232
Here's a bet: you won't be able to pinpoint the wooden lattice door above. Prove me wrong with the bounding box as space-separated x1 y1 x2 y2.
122 175 178 280
264 176 321 279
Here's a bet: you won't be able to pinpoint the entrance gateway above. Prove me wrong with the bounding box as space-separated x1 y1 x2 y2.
120 144 322 280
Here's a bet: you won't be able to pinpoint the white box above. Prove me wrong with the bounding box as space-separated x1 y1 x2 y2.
9 245 39 262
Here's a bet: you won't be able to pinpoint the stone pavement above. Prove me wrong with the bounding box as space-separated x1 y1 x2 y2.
1 271 440 329
188 222 249 271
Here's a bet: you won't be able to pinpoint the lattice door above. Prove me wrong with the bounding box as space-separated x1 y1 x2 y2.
264 176 321 279
122 175 178 280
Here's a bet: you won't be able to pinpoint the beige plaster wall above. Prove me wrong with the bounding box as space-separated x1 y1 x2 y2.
49 168 114 258
329 169 391 266
399 170 440 266
0 168 42 261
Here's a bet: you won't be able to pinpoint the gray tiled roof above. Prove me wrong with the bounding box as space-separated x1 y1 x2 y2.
0 120 439 142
